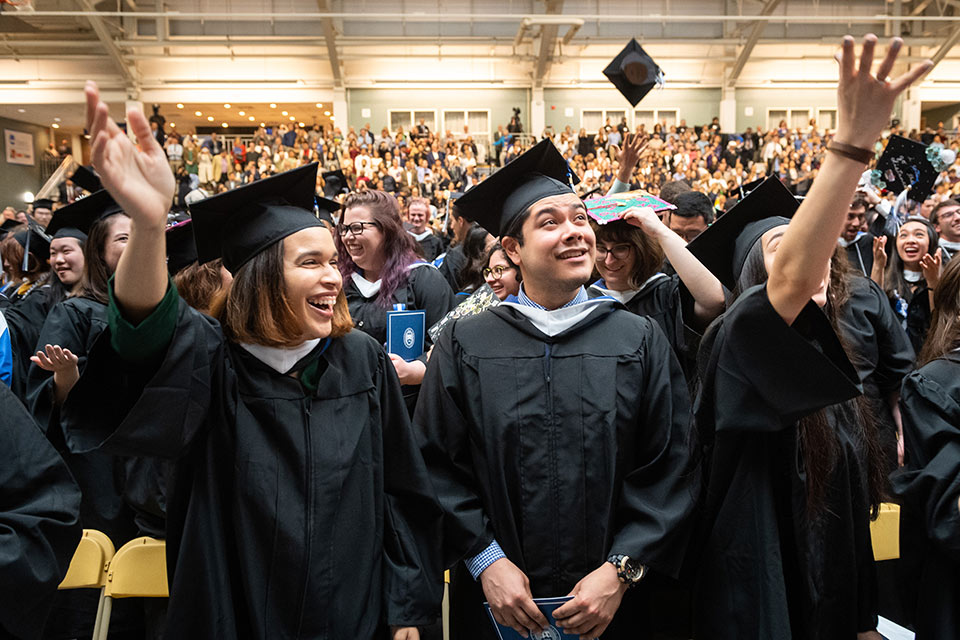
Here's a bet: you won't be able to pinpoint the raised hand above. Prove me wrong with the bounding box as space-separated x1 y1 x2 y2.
31 344 80 405
871 235 888 286
920 248 942 291
621 206 667 238
84 81 174 229
834 35 932 149
615 133 650 182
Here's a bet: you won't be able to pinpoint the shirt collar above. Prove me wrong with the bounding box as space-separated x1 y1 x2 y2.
516 283 588 310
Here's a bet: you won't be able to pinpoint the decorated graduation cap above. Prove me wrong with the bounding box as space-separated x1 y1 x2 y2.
45 189 123 244
70 165 102 193
322 169 348 198
686 177 798 290
165 220 198 276
454 138 580 237
603 39 664 107
189 162 323 274
13 218 52 271
872 135 949 203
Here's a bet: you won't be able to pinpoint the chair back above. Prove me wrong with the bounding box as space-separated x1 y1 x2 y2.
104 537 168 598
871 503 900 561
59 529 115 590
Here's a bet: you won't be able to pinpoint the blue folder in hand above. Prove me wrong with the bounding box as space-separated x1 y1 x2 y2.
386 309 425 361
483 596 578 640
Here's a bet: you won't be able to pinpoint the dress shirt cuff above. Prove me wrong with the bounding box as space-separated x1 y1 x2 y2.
464 539 506 580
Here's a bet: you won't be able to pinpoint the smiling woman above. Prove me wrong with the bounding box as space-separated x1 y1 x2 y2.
55 84 444 640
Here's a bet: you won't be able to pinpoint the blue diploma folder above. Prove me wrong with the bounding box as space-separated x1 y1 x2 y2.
483 596 578 640
386 309 425 361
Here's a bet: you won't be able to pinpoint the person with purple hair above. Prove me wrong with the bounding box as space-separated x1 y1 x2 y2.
336 190 457 403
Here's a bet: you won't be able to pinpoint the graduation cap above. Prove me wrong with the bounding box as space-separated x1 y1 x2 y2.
874 135 940 202
315 195 341 226
686 177 798 290
165 220 198 276
322 170 348 198
603 39 664 107
45 189 123 243
1 219 20 234
13 219 52 271
454 138 580 237
189 162 323 274
70 165 102 193
31 198 54 211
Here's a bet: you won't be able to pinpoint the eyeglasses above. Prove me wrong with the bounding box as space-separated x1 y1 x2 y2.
482 265 512 280
938 208 960 221
337 221 381 237
595 244 633 260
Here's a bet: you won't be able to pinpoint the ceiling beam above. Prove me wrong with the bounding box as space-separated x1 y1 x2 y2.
76 0 139 96
316 0 343 88
727 0 784 87
533 0 563 89
928 20 960 68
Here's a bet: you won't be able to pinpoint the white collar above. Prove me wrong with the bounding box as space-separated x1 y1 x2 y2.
499 297 613 337
408 229 433 241
588 273 666 304
239 339 321 374
904 269 923 283
940 238 960 251
837 232 866 248
350 262 434 299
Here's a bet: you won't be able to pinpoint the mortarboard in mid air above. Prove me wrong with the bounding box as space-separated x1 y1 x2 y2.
873 135 943 203
188 163 323 274
454 138 580 237
603 39 665 107
686 177 798 291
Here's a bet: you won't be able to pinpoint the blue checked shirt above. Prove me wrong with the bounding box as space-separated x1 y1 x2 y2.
463 284 589 579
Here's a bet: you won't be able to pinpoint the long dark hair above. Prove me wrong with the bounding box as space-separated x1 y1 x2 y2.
736 239 885 515
336 190 421 307
79 212 129 304
918 257 960 367
456 223 493 292
884 217 938 304
590 219 664 290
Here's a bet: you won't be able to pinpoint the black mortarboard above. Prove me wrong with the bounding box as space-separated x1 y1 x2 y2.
322 170 348 197
737 178 766 201
32 198 54 211
603 39 664 107
1 219 20 233
13 219 52 270
454 138 580 236
686 177 798 290
166 220 198 275
314 195 341 226
70 165 102 193
875 135 939 202
45 190 122 242
189 162 323 274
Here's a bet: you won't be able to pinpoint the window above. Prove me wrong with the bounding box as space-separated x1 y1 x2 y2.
388 109 437 134
582 110 604 132
441 109 490 137
634 108 679 130
817 109 837 131
766 108 812 132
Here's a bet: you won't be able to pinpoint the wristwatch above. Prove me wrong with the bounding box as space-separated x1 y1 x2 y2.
606 554 647 586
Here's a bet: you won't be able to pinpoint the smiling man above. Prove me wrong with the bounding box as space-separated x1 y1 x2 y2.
406 197 444 261
930 198 960 263
416 139 698 640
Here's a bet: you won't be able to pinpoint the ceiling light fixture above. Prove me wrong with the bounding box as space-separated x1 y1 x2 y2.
207 116 214 121
51 123 60 128
238 111 245 116
248 116 255 121
281 110 288 116
289 116 296 121
223 103 231 108
195 111 203 116
269 103 277 108
323 111 331 116
176 103 184 109
221 122 228 128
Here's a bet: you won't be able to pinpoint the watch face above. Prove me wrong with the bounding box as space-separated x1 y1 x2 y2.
624 559 644 582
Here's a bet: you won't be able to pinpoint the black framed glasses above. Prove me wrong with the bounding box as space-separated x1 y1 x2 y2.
482 265 512 280
337 221 381 237
595 244 633 260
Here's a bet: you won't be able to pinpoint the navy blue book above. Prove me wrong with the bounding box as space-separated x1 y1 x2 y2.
483 596 578 640
386 309 425 361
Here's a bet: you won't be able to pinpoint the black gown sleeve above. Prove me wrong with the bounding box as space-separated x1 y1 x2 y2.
709 284 861 433
60 288 224 460
610 320 698 578
414 325 496 567
378 349 445 627
0 384 81 640
893 367 960 560
866 280 915 396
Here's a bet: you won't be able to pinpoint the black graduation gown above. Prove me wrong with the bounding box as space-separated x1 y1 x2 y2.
437 244 467 292
692 284 877 640
0 384 81 640
890 352 960 639
838 275 915 471
2 285 53 400
25 297 148 638
416 301 698 640
60 295 443 639
413 233 444 262
844 232 875 277
588 274 700 382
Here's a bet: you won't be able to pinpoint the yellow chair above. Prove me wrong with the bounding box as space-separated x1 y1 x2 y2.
871 503 900 561
96 537 168 640
58 529 115 637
